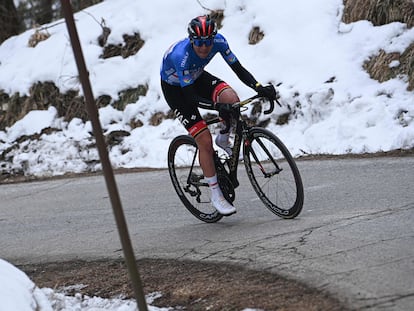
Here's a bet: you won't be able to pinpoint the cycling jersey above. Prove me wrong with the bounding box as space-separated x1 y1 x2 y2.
160 32 259 137
160 33 238 87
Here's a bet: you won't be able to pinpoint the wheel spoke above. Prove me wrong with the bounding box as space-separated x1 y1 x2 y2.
168 135 223 223
244 129 304 219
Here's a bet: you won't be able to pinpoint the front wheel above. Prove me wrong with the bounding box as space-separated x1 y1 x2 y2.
168 135 223 223
243 128 304 219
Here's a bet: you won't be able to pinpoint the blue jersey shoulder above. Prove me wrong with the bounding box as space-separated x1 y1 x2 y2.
160 33 238 86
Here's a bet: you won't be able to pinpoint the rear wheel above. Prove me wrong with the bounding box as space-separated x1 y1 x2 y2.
168 135 223 223
243 128 304 219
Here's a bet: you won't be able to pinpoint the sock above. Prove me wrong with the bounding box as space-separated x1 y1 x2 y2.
205 175 223 199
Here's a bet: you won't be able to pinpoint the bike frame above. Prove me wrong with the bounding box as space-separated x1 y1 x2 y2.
168 90 304 221
206 94 279 189
206 115 244 188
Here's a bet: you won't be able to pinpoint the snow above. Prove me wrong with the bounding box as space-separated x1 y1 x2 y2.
0 257 262 310
0 259 52 311
1 0 414 177
0 258 171 311
0 0 413 309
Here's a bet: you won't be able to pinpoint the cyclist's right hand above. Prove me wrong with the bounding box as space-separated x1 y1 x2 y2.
214 103 235 134
255 83 277 100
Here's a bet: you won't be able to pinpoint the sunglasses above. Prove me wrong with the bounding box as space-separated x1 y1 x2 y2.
192 38 214 47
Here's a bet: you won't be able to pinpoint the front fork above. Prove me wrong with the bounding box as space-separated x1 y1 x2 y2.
243 130 283 178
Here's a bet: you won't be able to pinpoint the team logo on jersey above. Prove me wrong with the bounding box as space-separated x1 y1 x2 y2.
225 49 231 55
183 78 192 84
183 70 190 75
180 52 189 68
165 68 175 75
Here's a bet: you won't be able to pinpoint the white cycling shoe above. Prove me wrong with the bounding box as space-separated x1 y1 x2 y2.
211 196 236 215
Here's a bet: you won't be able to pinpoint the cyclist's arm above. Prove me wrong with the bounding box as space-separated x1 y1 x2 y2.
215 34 260 90
230 60 259 90
181 62 260 110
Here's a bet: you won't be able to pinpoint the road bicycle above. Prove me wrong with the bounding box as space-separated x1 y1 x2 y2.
167 93 304 223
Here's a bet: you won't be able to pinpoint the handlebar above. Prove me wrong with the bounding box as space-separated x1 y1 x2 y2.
217 93 281 134
235 93 281 115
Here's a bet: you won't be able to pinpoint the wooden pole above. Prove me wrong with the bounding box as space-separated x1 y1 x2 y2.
60 2 148 310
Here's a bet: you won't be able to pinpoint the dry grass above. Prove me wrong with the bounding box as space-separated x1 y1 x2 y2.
249 26 265 45
343 0 414 27
0 25 148 130
343 0 414 90
20 258 349 311
28 28 51 48
101 32 145 59
0 82 149 130
364 43 414 90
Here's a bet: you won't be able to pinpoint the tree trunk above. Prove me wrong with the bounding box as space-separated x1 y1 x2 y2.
36 0 53 25
0 0 22 43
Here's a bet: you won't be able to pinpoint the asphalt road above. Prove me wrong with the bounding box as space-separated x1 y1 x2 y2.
1 156 413 310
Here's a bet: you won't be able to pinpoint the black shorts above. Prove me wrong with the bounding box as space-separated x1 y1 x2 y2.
161 71 230 137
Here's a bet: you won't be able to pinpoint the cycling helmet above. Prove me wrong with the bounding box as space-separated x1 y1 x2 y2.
188 15 217 39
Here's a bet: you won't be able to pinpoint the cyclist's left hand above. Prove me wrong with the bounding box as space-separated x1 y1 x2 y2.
256 83 277 100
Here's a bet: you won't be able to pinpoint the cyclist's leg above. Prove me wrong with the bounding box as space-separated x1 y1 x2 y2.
161 80 235 215
195 72 240 155
192 126 237 215
193 128 215 177
161 80 216 177
215 85 240 155
194 71 240 105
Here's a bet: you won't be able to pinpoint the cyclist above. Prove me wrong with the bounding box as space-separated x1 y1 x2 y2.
160 15 276 215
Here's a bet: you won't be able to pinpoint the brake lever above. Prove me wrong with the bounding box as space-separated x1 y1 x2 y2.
275 98 282 107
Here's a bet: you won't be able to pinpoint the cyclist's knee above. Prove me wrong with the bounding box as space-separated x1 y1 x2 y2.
213 82 240 104
217 87 240 104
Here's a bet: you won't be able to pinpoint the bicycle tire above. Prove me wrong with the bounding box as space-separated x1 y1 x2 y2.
168 135 223 223
243 128 304 219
